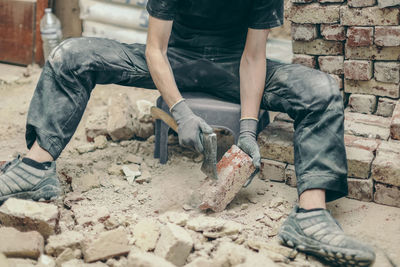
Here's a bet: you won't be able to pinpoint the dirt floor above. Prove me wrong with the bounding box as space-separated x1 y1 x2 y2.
0 63 399 267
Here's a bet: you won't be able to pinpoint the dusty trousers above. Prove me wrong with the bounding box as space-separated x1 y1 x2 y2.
26 37 348 201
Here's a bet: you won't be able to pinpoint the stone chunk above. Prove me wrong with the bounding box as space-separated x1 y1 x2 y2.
391 102 400 140
107 93 135 141
375 26 400 47
376 97 397 117
258 121 294 164
289 3 340 24
128 250 175 267
344 60 373 81
340 6 399 26
71 172 101 193
199 145 256 212
374 183 400 208
344 111 391 140
0 227 44 259
293 39 343 55
320 24 346 41
260 159 287 182
347 178 373 202
93 135 107 149
344 79 399 98
186 216 242 238
133 219 160 252
82 228 130 263
154 223 194 266
56 248 75 267
71 205 110 227
85 106 108 142
46 231 84 257
0 198 59 238
319 56 344 75
371 141 400 187
375 62 400 84
348 94 377 114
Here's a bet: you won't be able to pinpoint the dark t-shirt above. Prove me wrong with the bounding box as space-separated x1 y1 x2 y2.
146 0 284 51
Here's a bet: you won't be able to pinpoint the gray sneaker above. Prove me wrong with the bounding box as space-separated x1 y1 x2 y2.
278 206 375 266
0 157 61 204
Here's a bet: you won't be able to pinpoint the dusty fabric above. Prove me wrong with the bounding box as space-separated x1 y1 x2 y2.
26 37 347 201
147 0 284 50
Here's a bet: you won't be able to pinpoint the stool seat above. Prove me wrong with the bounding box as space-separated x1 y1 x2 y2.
154 92 269 164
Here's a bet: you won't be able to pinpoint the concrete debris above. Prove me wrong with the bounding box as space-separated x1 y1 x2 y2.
127 250 175 267
264 209 284 221
107 93 136 141
0 253 9 267
55 248 75 267
154 223 194 266
71 172 101 193
76 143 95 154
85 106 109 142
133 219 160 251
122 164 141 184
61 259 108 267
37 254 56 267
135 170 152 184
107 164 122 176
7 258 38 266
71 205 110 227
93 135 108 149
123 154 143 165
187 216 242 238
0 198 59 239
45 231 84 257
82 227 130 263
0 227 44 260
159 211 189 226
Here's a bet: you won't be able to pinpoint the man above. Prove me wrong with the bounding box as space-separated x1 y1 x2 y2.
0 0 375 265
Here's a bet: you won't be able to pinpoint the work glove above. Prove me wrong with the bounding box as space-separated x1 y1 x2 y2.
237 118 261 169
170 100 213 153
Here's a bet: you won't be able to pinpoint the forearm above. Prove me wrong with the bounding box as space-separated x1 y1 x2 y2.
239 55 266 119
146 48 182 108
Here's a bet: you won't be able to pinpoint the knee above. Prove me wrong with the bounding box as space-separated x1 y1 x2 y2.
48 37 94 75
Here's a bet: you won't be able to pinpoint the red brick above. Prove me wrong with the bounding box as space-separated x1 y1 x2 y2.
320 24 346 41
345 44 400 60
348 94 377 114
344 134 381 152
318 56 344 75
348 0 376 7
293 39 343 55
390 101 400 140
289 3 340 24
344 111 391 140
260 159 287 182
292 54 317 68
375 97 397 117
285 165 297 188
199 145 257 212
375 62 400 84
344 79 400 98
346 27 374 47
347 178 373 202
340 6 400 26
372 141 400 187
346 143 375 179
291 24 318 41
344 60 373 81
374 183 400 208
375 26 400 47
330 74 343 89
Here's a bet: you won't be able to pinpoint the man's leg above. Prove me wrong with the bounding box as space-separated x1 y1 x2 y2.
0 37 157 204
261 60 375 265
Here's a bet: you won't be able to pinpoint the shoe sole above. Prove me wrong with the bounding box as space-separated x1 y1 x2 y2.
279 228 374 267
0 184 60 205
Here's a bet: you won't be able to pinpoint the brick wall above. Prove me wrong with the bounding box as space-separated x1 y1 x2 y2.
258 0 400 208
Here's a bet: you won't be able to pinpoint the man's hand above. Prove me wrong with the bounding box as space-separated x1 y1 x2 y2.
237 118 260 169
171 100 213 153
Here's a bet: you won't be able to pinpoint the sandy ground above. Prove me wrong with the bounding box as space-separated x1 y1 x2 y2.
0 63 399 267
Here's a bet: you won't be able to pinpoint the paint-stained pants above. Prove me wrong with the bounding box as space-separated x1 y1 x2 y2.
26 37 348 201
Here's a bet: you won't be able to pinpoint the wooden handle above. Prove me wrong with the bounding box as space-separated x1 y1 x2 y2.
150 106 179 133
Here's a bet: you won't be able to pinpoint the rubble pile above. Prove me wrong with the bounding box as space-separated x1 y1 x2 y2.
257 0 400 208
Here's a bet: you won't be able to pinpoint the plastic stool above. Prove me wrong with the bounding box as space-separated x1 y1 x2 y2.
154 92 270 164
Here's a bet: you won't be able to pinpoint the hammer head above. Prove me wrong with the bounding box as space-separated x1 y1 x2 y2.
201 133 218 180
